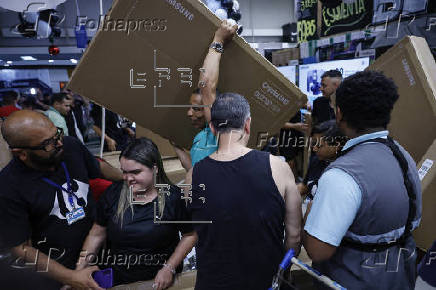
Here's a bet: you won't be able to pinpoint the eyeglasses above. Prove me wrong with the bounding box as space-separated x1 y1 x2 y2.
190 106 203 112
12 127 64 152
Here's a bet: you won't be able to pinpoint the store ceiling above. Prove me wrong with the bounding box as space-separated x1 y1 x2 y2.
0 0 113 64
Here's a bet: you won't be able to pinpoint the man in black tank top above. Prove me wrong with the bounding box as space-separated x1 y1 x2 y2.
186 89 302 289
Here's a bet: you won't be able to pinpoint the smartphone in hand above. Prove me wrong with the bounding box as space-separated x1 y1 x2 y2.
92 268 113 289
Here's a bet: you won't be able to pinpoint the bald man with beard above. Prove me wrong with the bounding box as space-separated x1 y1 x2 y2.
0 110 122 289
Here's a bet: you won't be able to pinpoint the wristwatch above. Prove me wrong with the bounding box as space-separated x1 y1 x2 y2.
210 42 224 53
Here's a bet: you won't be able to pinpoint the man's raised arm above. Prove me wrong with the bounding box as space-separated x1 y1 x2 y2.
198 20 237 123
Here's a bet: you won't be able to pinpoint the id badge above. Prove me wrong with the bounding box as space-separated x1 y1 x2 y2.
66 207 85 225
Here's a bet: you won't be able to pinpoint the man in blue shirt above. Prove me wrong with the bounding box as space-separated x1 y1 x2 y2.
172 21 237 171
303 71 422 289
172 89 218 171
188 99 217 167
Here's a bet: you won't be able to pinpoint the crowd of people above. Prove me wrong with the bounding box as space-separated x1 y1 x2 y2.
0 87 136 150
0 20 429 290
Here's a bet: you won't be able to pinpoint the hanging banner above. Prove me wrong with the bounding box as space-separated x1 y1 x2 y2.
321 0 372 37
297 0 318 43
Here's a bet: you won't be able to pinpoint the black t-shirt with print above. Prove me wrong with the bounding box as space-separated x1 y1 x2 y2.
95 181 193 286
0 136 101 269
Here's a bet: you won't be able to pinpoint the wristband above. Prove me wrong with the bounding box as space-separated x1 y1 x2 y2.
210 42 224 53
163 263 176 274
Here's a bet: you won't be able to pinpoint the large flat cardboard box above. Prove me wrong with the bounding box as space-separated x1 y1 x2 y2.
368 36 436 163
135 125 177 158
67 0 307 150
413 139 436 250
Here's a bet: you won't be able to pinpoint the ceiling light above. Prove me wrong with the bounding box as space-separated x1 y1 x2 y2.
6 61 12 64
48 59 54 63
70 58 77 64
21 56 37 60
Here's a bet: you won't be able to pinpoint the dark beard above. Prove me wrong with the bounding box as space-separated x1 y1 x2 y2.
28 147 64 170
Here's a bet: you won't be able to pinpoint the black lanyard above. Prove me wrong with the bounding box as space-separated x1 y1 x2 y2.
339 136 416 248
42 162 78 209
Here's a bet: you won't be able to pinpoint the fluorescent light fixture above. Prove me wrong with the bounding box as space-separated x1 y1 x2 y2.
70 58 78 64
48 59 54 63
21 56 37 61
30 88 36 95
4 64 9 66
6 61 12 64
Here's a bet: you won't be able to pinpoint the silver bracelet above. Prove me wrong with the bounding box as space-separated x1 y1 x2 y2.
163 263 176 274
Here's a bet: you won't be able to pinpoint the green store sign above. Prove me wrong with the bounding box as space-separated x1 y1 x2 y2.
321 0 372 37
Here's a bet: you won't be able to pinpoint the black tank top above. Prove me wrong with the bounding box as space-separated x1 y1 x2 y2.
190 150 286 290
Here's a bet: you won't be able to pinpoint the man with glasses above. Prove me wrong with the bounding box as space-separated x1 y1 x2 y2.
171 88 219 171
0 110 122 289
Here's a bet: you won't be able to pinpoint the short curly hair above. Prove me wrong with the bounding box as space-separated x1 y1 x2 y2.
335 70 399 132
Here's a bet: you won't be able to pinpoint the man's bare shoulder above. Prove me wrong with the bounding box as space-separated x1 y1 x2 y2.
269 155 293 196
270 155 292 174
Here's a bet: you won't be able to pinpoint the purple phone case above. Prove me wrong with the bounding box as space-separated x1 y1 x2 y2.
92 268 113 289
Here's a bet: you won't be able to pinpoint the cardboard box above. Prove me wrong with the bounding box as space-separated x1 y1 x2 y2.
413 140 436 249
413 139 436 250
368 36 436 163
272 48 300 66
110 270 196 290
135 125 177 158
67 0 307 150
100 151 186 184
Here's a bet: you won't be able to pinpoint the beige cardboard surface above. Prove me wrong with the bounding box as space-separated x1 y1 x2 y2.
100 151 186 183
368 36 436 163
110 270 196 290
67 0 307 150
135 125 177 158
413 139 436 250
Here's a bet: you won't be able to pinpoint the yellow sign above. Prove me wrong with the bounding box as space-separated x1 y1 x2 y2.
322 0 366 30
298 19 316 42
300 0 317 11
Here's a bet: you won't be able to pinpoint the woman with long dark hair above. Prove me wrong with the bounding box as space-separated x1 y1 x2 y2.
76 138 197 289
